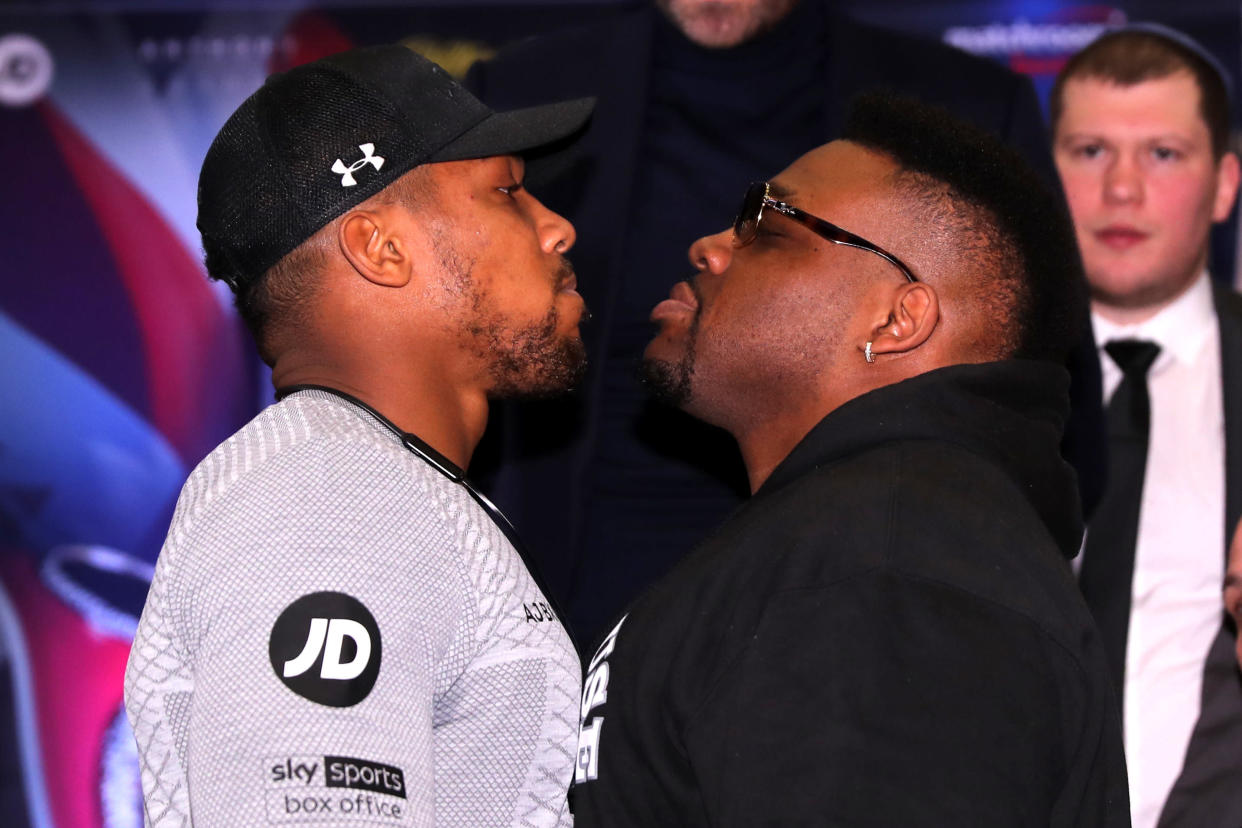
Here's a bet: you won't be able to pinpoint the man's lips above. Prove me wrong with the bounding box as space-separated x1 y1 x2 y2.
1094 225 1150 251
650 281 698 322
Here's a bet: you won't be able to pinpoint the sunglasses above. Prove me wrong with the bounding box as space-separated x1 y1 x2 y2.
733 181 918 283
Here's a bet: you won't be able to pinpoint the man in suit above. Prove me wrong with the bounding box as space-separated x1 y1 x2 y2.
469 0 1103 648
1052 24 1242 828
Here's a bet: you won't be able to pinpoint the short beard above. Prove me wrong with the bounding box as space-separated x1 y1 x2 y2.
437 226 588 399
464 264 588 400
483 307 588 399
640 331 696 408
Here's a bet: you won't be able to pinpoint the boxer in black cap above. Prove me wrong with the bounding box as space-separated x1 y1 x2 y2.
125 45 593 827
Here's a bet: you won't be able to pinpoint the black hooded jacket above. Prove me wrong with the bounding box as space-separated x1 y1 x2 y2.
571 360 1129 827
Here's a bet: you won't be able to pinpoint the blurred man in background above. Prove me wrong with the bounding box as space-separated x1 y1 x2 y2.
1052 24 1242 828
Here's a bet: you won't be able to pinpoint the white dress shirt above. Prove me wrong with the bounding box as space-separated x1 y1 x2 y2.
1091 271 1225 828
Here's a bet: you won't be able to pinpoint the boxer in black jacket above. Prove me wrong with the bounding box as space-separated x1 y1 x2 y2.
569 93 1129 827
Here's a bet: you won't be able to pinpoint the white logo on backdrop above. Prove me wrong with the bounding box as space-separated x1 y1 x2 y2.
0 34 54 107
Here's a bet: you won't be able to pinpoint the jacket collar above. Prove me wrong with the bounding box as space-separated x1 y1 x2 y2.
756 360 1084 557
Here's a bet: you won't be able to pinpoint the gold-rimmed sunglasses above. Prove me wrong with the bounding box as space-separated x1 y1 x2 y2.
733 181 919 283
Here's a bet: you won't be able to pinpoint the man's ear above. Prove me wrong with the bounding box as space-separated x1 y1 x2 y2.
338 206 412 288
1212 151 1241 223
864 282 939 358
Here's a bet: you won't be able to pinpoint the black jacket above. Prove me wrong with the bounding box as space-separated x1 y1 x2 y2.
572 361 1129 826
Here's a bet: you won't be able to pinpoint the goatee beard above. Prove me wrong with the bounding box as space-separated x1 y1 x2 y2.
640 348 694 408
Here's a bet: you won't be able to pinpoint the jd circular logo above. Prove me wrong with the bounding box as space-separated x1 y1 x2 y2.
269 592 382 707
0 34 54 107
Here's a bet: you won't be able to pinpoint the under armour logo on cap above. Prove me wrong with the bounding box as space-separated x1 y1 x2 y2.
331 143 385 187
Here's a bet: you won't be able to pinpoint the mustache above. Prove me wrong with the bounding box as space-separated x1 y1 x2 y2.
555 257 576 288
688 274 704 315
556 257 591 323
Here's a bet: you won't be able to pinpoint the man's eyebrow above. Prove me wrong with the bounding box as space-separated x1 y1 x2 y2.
1224 571 1242 590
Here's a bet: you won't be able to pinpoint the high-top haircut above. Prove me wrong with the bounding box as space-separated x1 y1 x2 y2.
842 92 1087 363
1050 29 1232 160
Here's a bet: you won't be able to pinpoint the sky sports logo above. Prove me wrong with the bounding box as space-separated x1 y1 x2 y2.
265 754 407 824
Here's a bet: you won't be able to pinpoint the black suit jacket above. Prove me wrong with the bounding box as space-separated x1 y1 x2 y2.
468 2 1104 642
1155 286 1242 826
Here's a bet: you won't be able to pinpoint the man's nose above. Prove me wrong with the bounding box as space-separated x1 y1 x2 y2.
1103 154 1144 205
529 192 577 254
688 228 734 276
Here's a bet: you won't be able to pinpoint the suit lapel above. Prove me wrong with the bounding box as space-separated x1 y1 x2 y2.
1214 286 1242 546
822 11 866 140
575 8 653 352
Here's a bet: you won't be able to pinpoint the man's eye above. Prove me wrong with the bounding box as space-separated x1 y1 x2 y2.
498 182 524 197
1075 144 1104 160
1151 146 1182 161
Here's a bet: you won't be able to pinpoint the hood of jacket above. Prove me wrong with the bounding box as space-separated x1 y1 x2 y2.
757 360 1084 558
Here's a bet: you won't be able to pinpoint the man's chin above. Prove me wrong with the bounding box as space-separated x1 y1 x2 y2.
488 339 588 401
639 355 693 408
1088 268 1202 315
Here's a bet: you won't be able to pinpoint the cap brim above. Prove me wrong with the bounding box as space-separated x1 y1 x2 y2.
428 96 595 164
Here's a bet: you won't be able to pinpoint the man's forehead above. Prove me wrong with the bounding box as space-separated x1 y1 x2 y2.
1057 72 1209 135
771 141 898 209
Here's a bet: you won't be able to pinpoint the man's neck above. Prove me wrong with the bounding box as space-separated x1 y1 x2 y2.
732 396 845 494
1092 301 1171 327
1092 269 1209 327
732 360 954 493
272 362 488 470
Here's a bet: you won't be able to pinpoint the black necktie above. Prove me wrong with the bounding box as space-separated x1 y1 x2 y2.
1080 339 1161 697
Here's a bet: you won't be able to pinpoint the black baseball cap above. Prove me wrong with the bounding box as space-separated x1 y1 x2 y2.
198 44 594 293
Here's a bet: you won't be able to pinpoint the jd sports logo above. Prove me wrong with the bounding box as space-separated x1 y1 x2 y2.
269 592 381 707
284 618 371 680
